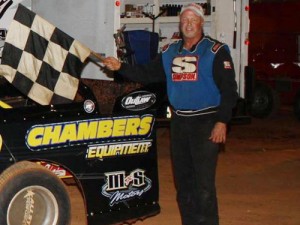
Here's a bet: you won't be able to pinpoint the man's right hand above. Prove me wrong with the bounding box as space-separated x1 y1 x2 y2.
103 57 121 71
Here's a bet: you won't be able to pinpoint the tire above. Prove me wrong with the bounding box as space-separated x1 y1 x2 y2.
294 90 300 120
250 83 280 118
0 161 71 225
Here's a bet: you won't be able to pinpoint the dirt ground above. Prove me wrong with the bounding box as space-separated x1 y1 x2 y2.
69 107 300 225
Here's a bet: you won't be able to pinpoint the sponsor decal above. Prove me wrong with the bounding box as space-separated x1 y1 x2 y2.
224 61 232 69
121 91 156 111
102 169 152 206
23 189 35 225
26 115 154 151
86 140 152 160
212 42 222 53
83 100 95 113
37 162 72 178
161 43 170 52
172 56 198 81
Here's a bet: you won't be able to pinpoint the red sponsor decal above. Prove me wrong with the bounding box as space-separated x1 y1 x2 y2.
38 161 72 178
212 43 221 52
224 61 232 69
172 73 197 81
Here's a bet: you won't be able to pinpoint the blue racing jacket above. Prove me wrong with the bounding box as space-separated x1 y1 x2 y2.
161 37 230 111
117 36 238 123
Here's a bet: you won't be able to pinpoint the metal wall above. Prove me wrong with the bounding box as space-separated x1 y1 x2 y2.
32 0 116 80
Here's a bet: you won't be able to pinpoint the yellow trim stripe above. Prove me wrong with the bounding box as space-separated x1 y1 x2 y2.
0 101 12 109
0 135 2 152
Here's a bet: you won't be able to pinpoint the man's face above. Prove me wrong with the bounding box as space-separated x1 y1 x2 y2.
180 10 203 39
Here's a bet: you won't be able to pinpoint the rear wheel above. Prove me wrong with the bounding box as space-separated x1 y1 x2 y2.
0 161 71 225
250 83 280 118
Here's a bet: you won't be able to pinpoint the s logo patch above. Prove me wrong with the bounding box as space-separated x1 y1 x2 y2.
172 56 198 82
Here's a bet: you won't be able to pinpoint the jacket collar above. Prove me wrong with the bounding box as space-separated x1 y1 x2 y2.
179 35 204 53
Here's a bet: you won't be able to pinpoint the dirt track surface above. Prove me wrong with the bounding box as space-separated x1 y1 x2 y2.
69 108 300 225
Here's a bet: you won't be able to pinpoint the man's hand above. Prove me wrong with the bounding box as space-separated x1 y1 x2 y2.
103 57 121 71
209 122 227 143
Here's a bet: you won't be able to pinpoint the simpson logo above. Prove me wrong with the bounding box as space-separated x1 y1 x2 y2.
26 115 154 151
172 56 198 81
86 140 152 160
102 169 152 206
121 91 156 111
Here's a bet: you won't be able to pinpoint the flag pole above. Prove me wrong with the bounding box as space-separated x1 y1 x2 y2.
90 51 105 62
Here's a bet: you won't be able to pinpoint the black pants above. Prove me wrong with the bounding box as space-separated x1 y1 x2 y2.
171 114 219 225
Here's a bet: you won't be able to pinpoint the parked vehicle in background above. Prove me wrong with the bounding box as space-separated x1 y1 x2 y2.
248 0 300 119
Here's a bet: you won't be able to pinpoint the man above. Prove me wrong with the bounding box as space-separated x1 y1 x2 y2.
104 3 238 225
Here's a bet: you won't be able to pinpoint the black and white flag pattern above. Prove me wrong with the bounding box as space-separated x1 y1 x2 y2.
0 4 91 105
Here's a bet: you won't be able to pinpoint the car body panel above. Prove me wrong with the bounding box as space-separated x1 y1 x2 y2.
0 79 160 225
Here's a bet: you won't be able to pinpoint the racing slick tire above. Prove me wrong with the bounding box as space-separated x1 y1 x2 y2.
0 161 71 225
250 83 280 118
294 90 300 120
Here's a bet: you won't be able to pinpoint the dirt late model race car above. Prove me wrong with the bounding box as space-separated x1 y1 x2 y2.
0 78 164 225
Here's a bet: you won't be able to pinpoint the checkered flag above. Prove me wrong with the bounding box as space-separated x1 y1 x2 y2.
0 4 92 105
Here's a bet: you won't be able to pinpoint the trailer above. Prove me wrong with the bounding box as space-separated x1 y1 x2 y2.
248 0 300 119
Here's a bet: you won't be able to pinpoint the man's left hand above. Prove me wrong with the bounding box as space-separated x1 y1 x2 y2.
209 122 227 143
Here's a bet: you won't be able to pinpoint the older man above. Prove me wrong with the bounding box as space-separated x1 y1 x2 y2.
104 3 238 225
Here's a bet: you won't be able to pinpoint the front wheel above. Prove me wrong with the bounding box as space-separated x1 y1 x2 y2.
0 161 71 225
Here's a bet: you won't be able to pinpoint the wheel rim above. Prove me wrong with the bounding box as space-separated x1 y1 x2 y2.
7 185 59 225
253 93 270 111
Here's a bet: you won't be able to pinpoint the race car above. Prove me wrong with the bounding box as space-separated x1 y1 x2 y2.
0 77 160 225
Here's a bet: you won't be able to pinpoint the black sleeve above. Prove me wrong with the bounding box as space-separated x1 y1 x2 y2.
213 47 238 123
116 54 166 85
